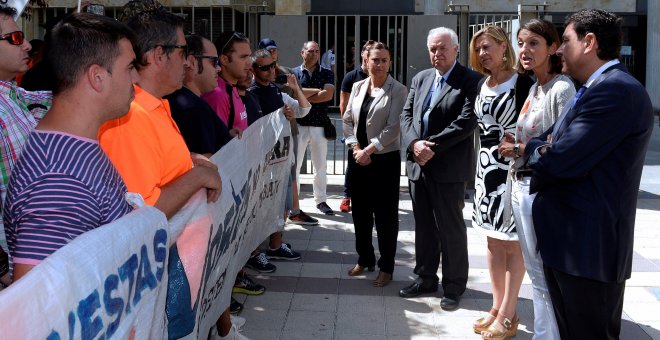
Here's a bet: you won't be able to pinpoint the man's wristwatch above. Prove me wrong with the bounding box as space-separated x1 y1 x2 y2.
513 143 520 158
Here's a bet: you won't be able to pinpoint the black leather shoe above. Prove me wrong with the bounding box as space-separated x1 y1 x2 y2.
399 281 438 298
440 294 461 311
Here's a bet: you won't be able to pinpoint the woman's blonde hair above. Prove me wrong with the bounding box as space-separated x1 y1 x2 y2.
469 26 516 75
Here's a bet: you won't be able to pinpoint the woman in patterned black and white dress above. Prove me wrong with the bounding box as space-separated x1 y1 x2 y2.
469 26 533 340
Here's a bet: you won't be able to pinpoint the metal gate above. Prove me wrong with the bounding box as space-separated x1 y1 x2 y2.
306 15 409 107
23 4 266 47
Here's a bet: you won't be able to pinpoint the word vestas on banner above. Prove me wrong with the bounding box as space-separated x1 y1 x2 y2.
47 228 169 340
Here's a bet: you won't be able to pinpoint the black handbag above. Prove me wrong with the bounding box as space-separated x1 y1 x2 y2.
323 117 337 140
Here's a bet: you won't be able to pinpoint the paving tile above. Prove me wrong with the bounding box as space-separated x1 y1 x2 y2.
384 296 434 315
244 291 293 312
241 329 281 340
286 238 309 252
281 330 334 340
308 240 345 252
296 277 339 294
620 319 654 340
290 293 337 312
284 310 335 332
241 308 287 331
338 278 384 296
333 334 386 340
285 227 313 240
336 311 386 335
311 228 347 241
385 312 437 337
300 250 343 264
300 262 342 278
266 261 302 277
253 275 297 293
337 295 384 314
639 322 660 340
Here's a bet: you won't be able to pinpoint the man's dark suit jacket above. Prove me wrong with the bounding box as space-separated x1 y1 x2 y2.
400 64 482 182
524 63 654 283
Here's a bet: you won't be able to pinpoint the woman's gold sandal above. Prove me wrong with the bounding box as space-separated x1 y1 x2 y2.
473 308 498 334
481 314 519 340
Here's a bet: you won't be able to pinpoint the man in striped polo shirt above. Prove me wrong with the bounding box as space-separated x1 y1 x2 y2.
3 13 138 281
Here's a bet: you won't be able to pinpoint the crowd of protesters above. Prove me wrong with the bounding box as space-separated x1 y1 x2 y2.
0 2 653 339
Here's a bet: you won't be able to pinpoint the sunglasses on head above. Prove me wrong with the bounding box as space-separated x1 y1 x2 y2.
0 31 25 46
220 31 246 54
255 62 276 72
196 55 220 68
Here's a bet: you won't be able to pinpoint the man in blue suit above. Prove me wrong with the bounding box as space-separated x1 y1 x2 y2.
524 9 654 340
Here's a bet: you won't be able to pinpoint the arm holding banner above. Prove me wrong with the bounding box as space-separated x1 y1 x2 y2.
154 166 222 218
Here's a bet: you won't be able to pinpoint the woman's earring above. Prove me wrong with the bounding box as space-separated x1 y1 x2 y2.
502 55 507 62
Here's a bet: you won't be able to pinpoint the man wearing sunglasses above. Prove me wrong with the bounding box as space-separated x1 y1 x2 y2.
202 31 252 139
166 34 232 156
98 1 222 338
0 5 52 288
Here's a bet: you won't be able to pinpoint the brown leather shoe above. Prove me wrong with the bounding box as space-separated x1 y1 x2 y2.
372 271 392 287
347 264 375 276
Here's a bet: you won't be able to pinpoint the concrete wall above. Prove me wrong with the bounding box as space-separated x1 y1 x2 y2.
260 15 308 69
406 15 457 86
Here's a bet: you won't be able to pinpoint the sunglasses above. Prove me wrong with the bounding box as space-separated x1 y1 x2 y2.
196 55 220 68
0 31 25 46
220 31 247 54
155 44 189 56
255 62 276 72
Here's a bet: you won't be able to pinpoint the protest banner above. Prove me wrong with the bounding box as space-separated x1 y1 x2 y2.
0 110 291 339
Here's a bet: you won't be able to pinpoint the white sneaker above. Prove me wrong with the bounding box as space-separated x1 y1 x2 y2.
218 324 250 340
230 314 246 331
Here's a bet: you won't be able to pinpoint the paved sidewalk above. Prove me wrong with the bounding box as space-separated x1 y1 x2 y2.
237 119 660 340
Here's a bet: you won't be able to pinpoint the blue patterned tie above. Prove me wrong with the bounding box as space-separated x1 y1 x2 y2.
422 77 444 137
573 86 586 107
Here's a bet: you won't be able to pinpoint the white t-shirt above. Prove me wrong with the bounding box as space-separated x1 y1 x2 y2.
321 49 335 69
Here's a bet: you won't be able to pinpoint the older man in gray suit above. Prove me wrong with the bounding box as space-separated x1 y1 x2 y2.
399 27 481 310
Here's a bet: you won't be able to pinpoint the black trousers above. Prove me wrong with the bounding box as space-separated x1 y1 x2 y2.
349 150 400 273
544 265 625 340
343 148 357 197
409 176 468 296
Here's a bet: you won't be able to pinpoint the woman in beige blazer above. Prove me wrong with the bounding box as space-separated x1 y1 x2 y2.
342 42 408 287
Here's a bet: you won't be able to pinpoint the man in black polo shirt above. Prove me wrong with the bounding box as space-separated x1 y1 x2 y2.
165 35 232 156
291 41 335 215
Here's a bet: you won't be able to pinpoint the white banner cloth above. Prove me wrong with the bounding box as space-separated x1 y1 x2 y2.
0 110 292 339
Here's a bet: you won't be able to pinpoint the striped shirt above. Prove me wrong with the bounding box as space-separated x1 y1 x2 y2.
0 80 51 252
3 131 132 265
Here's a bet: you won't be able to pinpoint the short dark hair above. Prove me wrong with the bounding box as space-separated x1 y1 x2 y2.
185 34 206 74
214 31 249 62
118 0 184 70
47 12 136 95
517 19 562 74
0 5 18 19
361 40 376 53
565 9 622 61
366 41 392 59
252 48 272 67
